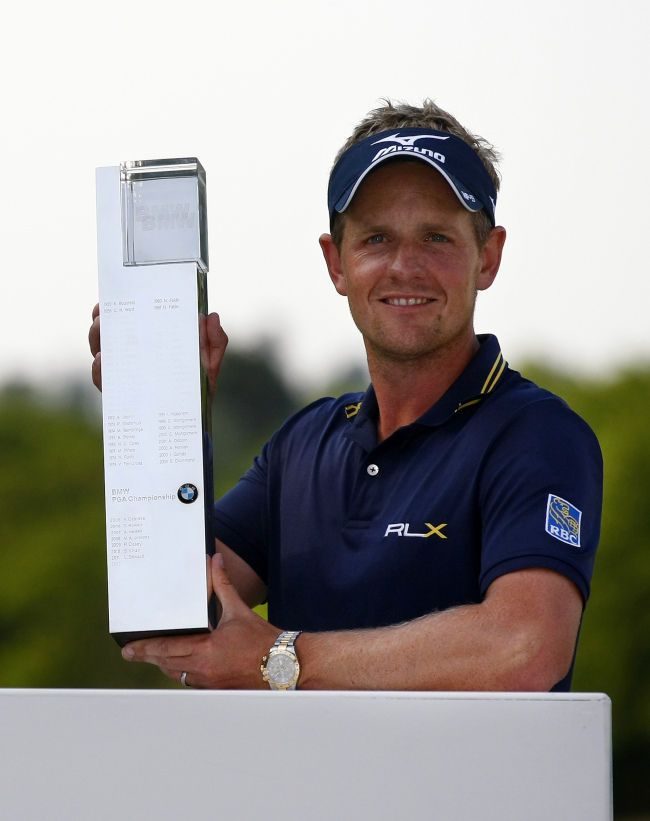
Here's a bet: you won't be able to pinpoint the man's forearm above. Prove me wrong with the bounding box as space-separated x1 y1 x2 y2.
295 569 583 692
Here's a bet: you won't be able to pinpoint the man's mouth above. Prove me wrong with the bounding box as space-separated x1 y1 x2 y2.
383 297 434 306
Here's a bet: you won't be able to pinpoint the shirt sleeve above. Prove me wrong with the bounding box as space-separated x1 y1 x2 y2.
213 441 271 584
478 397 603 603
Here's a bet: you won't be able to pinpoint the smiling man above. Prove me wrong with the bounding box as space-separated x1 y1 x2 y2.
91 100 603 692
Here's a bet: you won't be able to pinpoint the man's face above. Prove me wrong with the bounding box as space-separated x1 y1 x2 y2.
321 162 504 368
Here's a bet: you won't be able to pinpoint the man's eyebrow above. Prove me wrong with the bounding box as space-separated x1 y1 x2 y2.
355 221 458 234
344 222 388 236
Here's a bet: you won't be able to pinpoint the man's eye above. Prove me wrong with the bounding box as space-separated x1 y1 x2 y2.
427 234 449 243
367 234 386 244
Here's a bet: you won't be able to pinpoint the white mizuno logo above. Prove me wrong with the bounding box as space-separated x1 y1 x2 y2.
371 132 450 148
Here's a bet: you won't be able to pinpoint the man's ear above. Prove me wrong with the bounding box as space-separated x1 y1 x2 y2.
477 226 506 292
319 233 348 296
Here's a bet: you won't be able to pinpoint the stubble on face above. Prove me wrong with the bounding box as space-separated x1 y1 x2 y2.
352 268 481 370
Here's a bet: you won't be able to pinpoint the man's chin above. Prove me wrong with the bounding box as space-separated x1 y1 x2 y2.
363 328 476 368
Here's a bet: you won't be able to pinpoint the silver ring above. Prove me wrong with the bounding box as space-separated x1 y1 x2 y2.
180 671 189 687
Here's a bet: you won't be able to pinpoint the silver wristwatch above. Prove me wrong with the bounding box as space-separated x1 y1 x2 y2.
261 630 302 690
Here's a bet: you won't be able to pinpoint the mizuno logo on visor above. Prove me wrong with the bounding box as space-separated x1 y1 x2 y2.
371 132 450 148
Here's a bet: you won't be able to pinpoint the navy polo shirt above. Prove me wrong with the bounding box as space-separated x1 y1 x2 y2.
213 335 602 689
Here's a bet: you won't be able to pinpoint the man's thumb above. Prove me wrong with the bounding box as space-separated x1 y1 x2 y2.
211 553 241 618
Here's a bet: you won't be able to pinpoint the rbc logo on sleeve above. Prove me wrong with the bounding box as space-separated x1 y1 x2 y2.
545 495 582 547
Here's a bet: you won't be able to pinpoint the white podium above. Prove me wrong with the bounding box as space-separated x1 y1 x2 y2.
0 690 611 820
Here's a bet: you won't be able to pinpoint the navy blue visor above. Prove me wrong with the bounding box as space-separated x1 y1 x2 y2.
328 128 497 231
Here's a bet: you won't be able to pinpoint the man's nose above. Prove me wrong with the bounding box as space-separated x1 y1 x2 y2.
386 241 428 280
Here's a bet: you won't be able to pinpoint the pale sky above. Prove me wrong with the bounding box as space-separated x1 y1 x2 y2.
0 0 647 391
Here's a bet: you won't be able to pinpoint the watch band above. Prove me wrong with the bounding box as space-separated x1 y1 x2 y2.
273 630 301 655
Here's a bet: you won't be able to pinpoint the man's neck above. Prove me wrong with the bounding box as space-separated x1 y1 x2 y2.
368 334 480 442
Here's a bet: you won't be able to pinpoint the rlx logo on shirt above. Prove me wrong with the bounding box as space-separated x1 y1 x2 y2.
384 523 447 539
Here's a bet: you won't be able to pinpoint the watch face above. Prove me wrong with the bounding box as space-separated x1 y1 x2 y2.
267 653 297 686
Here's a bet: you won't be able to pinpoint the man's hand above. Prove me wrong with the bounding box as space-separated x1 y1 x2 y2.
88 304 228 399
89 303 102 391
121 554 280 689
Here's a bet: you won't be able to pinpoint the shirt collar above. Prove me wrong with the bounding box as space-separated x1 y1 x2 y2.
417 333 507 426
344 335 507 448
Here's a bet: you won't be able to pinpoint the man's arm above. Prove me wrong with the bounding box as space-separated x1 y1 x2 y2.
122 560 582 692
297 567 582 691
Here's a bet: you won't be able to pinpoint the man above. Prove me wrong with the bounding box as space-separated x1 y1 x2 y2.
89 100 602 692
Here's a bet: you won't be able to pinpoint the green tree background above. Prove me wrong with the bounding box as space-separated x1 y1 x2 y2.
0 352 647 817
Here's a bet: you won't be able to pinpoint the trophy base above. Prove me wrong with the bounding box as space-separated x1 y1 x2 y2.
112 625 211 648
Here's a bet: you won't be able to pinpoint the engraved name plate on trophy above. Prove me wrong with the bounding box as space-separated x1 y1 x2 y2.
96 158 214 645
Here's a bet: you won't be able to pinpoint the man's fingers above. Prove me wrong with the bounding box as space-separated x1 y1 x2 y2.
122 635 194 663
206 311 228 353
89 315 101 357
199 312 228 400
91 351 102 392
89 304 103 391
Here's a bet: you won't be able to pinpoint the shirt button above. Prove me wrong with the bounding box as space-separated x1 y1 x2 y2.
367 464 379 476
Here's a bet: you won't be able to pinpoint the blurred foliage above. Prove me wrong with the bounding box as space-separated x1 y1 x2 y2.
211 345 302 496
520 362 650 817
0 353 648 814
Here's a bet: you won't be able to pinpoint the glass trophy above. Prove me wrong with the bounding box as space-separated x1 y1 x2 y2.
96 158 214 645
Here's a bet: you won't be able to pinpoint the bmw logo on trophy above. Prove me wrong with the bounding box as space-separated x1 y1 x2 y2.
96 158 214 645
